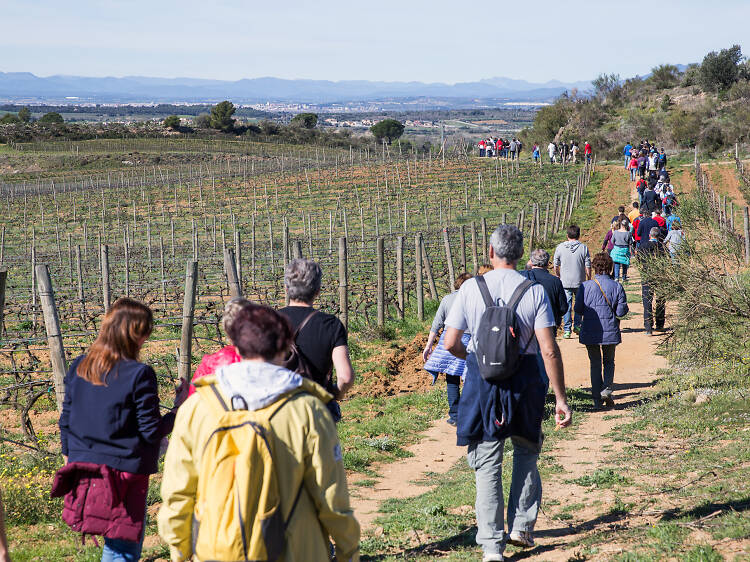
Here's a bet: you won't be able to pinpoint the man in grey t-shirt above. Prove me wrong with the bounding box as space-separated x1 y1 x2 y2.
553 224 591 338
444 224 572 559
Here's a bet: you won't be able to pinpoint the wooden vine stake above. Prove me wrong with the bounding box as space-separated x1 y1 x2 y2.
178 260 199 383
36 264 67 412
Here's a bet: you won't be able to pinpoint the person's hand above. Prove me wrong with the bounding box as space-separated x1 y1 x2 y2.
422 345 432 363
173 377 189 409
555 400 573 428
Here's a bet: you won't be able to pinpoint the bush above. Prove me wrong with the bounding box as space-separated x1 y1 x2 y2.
290 112 318 129
699 45 744 92
728 79 750 100
681 64 701 87
38 112 64 124
0 113 19 124
665 110 702 147
700 122 725 153
649 64 681 90
195 113 211 128
163 115 181 129
370 119 404 144
209 101 236 132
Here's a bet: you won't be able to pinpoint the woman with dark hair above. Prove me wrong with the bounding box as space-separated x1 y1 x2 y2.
158 303 359 562
575 253 629 409
55 298 186 561
423 272 473 425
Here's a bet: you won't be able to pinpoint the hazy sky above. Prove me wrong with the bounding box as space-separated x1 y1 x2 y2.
2 0 748 83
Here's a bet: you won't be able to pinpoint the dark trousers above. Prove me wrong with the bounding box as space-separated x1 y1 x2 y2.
641 282 665 329
446 375 461 422
586 344 616 406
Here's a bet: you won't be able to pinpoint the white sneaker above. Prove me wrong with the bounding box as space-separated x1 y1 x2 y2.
482 554 504 562
508 530 535 548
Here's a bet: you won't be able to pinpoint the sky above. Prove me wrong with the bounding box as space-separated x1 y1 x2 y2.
2 0 749 84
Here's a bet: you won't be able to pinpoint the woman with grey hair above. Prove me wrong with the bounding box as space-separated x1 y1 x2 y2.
279 258 355 422
188 297 251 395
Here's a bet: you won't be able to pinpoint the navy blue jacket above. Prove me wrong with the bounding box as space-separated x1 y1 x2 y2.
520 268 568 329
456 354 547 449
575 275 629 345
641 190 661 213
637 216 659 243
60 356 175 475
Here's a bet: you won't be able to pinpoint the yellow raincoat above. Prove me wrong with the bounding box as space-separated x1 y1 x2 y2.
157 375 360 561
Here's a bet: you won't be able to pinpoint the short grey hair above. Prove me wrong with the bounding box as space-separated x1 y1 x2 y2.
529 249 550 268
284 258 322 303
223 297 251 334
649 227 661 239
489 224 524 263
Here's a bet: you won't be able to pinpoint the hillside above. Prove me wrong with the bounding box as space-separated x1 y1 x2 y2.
520 45 750 158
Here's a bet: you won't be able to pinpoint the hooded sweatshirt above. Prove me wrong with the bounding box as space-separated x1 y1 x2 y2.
553 240 591 289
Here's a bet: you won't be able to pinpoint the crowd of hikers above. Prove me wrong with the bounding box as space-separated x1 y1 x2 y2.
42 141 681 562
477 137 593 166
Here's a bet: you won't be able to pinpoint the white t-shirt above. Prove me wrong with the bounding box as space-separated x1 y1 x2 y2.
445 268 554 355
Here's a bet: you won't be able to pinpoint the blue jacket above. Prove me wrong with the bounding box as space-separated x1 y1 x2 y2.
60 356 176 474
456 354 546 449
574 275 629 346
624 144 632 155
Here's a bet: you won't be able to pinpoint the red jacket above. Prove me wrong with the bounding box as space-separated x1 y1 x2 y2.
632 217 642 241
653 215 666 228
189 345 242 396
51 462 148 543
584 143 592 155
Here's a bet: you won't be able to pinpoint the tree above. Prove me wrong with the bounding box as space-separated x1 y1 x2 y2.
591 73 621 99
370 119 404 143
209 101 236 132
0 113 20 125
163 115 181 130
290 112 318 129
649 64 680 90
17 107 31 123
699 45 744 92
195 113 211 128
38 112 64 124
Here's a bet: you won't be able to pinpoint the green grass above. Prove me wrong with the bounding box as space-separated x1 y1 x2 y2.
568 468 630 489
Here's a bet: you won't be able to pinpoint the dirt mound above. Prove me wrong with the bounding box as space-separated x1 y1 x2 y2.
355 334 434 398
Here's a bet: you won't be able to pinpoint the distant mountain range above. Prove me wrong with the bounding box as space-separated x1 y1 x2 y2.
0 72 594 104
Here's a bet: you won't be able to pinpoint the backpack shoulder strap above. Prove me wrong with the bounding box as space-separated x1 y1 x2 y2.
507 279 535 312
593 278 615 312
475 275 495 309
293 310 318 340
196 383 230 417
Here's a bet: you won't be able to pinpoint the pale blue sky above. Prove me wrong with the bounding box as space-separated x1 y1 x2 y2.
2 0 748 83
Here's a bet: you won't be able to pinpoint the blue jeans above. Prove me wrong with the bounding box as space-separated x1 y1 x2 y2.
446 374 461 423
562 288 581 333
467 439 541 557
625 156 630 169
101 537 143 562
586 344 616 406
630 168 637 181
613 263 628 281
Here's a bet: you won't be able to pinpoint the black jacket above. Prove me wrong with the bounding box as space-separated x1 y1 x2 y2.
520 268 568 329
637 216 660 242
60 356 175 474
641 189 661 213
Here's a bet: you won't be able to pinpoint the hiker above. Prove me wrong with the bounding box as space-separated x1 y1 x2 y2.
55 298 187 561
610 219 633 282
584 141 592 163
664 219 685 261
520 249 567 332
636 210 660 246
638 227 667 335
423 272 473 426
637 153 647 179
641 183 661 214
628 201 640 223
575 252 628 409
602 220 617 254
189 297 250 395
509 138 518 160
532 143 540 163
478 139 486 157
279 258 355 423
658 148 667 170
560 141 569 163
571 141 579 164
628 153 638 181
158 303 360 562
443 225 572 560
623 142 632 169
547 141 556 163
553 225 592 338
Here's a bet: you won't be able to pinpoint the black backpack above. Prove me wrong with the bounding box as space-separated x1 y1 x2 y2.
474 276 535 383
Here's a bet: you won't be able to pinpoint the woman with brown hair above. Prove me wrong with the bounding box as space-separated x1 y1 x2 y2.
55 298 186 562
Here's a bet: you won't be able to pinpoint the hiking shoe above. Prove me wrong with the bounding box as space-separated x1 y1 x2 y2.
446 418 456 426
602 395 615 408
563 331 571 339
645 329 653 335
482 554 504 562
508 530 535 548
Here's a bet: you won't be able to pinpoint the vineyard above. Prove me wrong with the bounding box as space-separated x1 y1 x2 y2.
0 136 592 451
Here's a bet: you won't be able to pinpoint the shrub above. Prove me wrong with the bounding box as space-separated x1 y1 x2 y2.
195 113 211 128
209 101 236 132
290 112 318 129
38 112 64 124
649 64 681 90
163 115 181 130
370 119 404 144
666 110 701 147
728 79 750 100
699 45 744 92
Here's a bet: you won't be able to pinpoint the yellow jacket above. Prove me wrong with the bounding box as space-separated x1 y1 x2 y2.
157 374 360 562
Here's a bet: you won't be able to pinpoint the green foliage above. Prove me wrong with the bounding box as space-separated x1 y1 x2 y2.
530 100 573 140
665 110 701 148
728 79 750 100
660 94 672 111
681 63 701 87
370 119 404 143
194 113 211 128
699 44 744 92
290 112 318 129
592 73 620 99
209 100 236 132
0 113 20 124
163 114 181 129
260 120 280 135
37 112 64 124
569 468 629 489
649 64 681 90
17 107 31 123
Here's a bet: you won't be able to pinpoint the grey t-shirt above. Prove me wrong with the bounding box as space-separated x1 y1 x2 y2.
430 291 459 333
444 268 555 355
664 229 684 252
612 230 632 246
